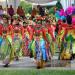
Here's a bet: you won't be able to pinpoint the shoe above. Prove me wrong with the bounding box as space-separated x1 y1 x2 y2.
37 66 41 69
3 64 9 67
15 56 19 61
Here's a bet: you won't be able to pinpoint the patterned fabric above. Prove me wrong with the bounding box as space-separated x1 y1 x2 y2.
23 32 30 56
13 34 22 57
35 40 42 60
0 37 12 63
35 38 47 61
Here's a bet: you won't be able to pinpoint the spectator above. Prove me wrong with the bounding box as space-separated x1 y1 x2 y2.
38 6 45 17
17 6 25 18
31 8 37 19
0 5 3 16
8 5 14 18
3 8 7 14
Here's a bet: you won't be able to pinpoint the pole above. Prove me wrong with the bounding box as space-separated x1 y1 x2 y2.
14 0 16 9
6 0 8 7
14 0 16 13
6 0 8 15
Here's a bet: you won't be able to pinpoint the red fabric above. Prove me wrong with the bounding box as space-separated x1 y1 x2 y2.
48 26 56 41
58 23 68 41
8 24 14 31
42 28 48 42
13 25 24 39
17 8 24 17
27 26 34 40
0 24 3 36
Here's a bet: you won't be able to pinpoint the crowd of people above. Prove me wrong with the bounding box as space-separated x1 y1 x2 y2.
0 4 75 69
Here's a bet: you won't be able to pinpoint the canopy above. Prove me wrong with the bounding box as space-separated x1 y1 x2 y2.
32 1 57 6
25 0 57 4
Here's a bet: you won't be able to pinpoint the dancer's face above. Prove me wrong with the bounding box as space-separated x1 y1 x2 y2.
3 33 7 39
3 18 8 24
13 19 19 25
36 36 40 41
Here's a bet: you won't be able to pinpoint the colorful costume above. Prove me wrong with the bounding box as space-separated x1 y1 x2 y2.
60 27 72 60
57 23 68 59
13 27 22 60
0 29 13 66
34 33 47 68
70 27 75 59
22 28 30 56
28 38 35 58
47 25 56 56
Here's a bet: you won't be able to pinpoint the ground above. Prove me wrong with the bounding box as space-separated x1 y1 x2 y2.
0 57 75 75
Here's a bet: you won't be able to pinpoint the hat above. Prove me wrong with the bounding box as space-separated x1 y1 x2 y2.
2 14 9 20
13 14 20 19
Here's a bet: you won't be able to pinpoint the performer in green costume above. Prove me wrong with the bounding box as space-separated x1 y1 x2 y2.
12 27 22 61
0 29 13 67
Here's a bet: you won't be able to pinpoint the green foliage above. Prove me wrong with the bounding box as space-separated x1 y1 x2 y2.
56 1 63 10
19 1 32 14
49 7 55 14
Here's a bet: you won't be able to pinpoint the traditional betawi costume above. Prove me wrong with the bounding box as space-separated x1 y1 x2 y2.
41 26 52 61
22 25 30 56
69 7 75 59
1 14 13 45
12 26 23 61
34 26 47 69
13 15 24 60
0 22 3 37
28 23 47 68
28 25 42 58
0 28 13 67
61 26 73 60
71 26 75 59
68 10 75 59
57 20 68 60
46 25 56 57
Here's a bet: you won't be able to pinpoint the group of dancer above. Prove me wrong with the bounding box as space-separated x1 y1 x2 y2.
0 5 75 69
0 14 55 68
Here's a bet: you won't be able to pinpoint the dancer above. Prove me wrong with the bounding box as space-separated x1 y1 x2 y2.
34 32 47 69
0 28 13 67
12 27 22 61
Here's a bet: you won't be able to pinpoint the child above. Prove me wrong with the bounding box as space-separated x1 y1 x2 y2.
22 28 30 56
34 32 47 69
12 27 22 61
0 29 13 67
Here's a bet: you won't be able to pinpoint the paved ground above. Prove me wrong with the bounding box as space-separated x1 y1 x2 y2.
0 57 74 70
0 57 36 68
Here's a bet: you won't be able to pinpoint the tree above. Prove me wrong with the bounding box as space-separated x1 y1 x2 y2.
56 1 63 10
19 1 32 14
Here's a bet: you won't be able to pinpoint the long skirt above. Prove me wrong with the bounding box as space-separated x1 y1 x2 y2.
0 38 13 65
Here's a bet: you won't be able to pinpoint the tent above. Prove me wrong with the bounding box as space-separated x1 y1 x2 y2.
25 0 57 4
31 1 57 6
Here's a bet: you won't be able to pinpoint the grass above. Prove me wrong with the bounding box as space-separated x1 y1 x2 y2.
0 69 75 75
